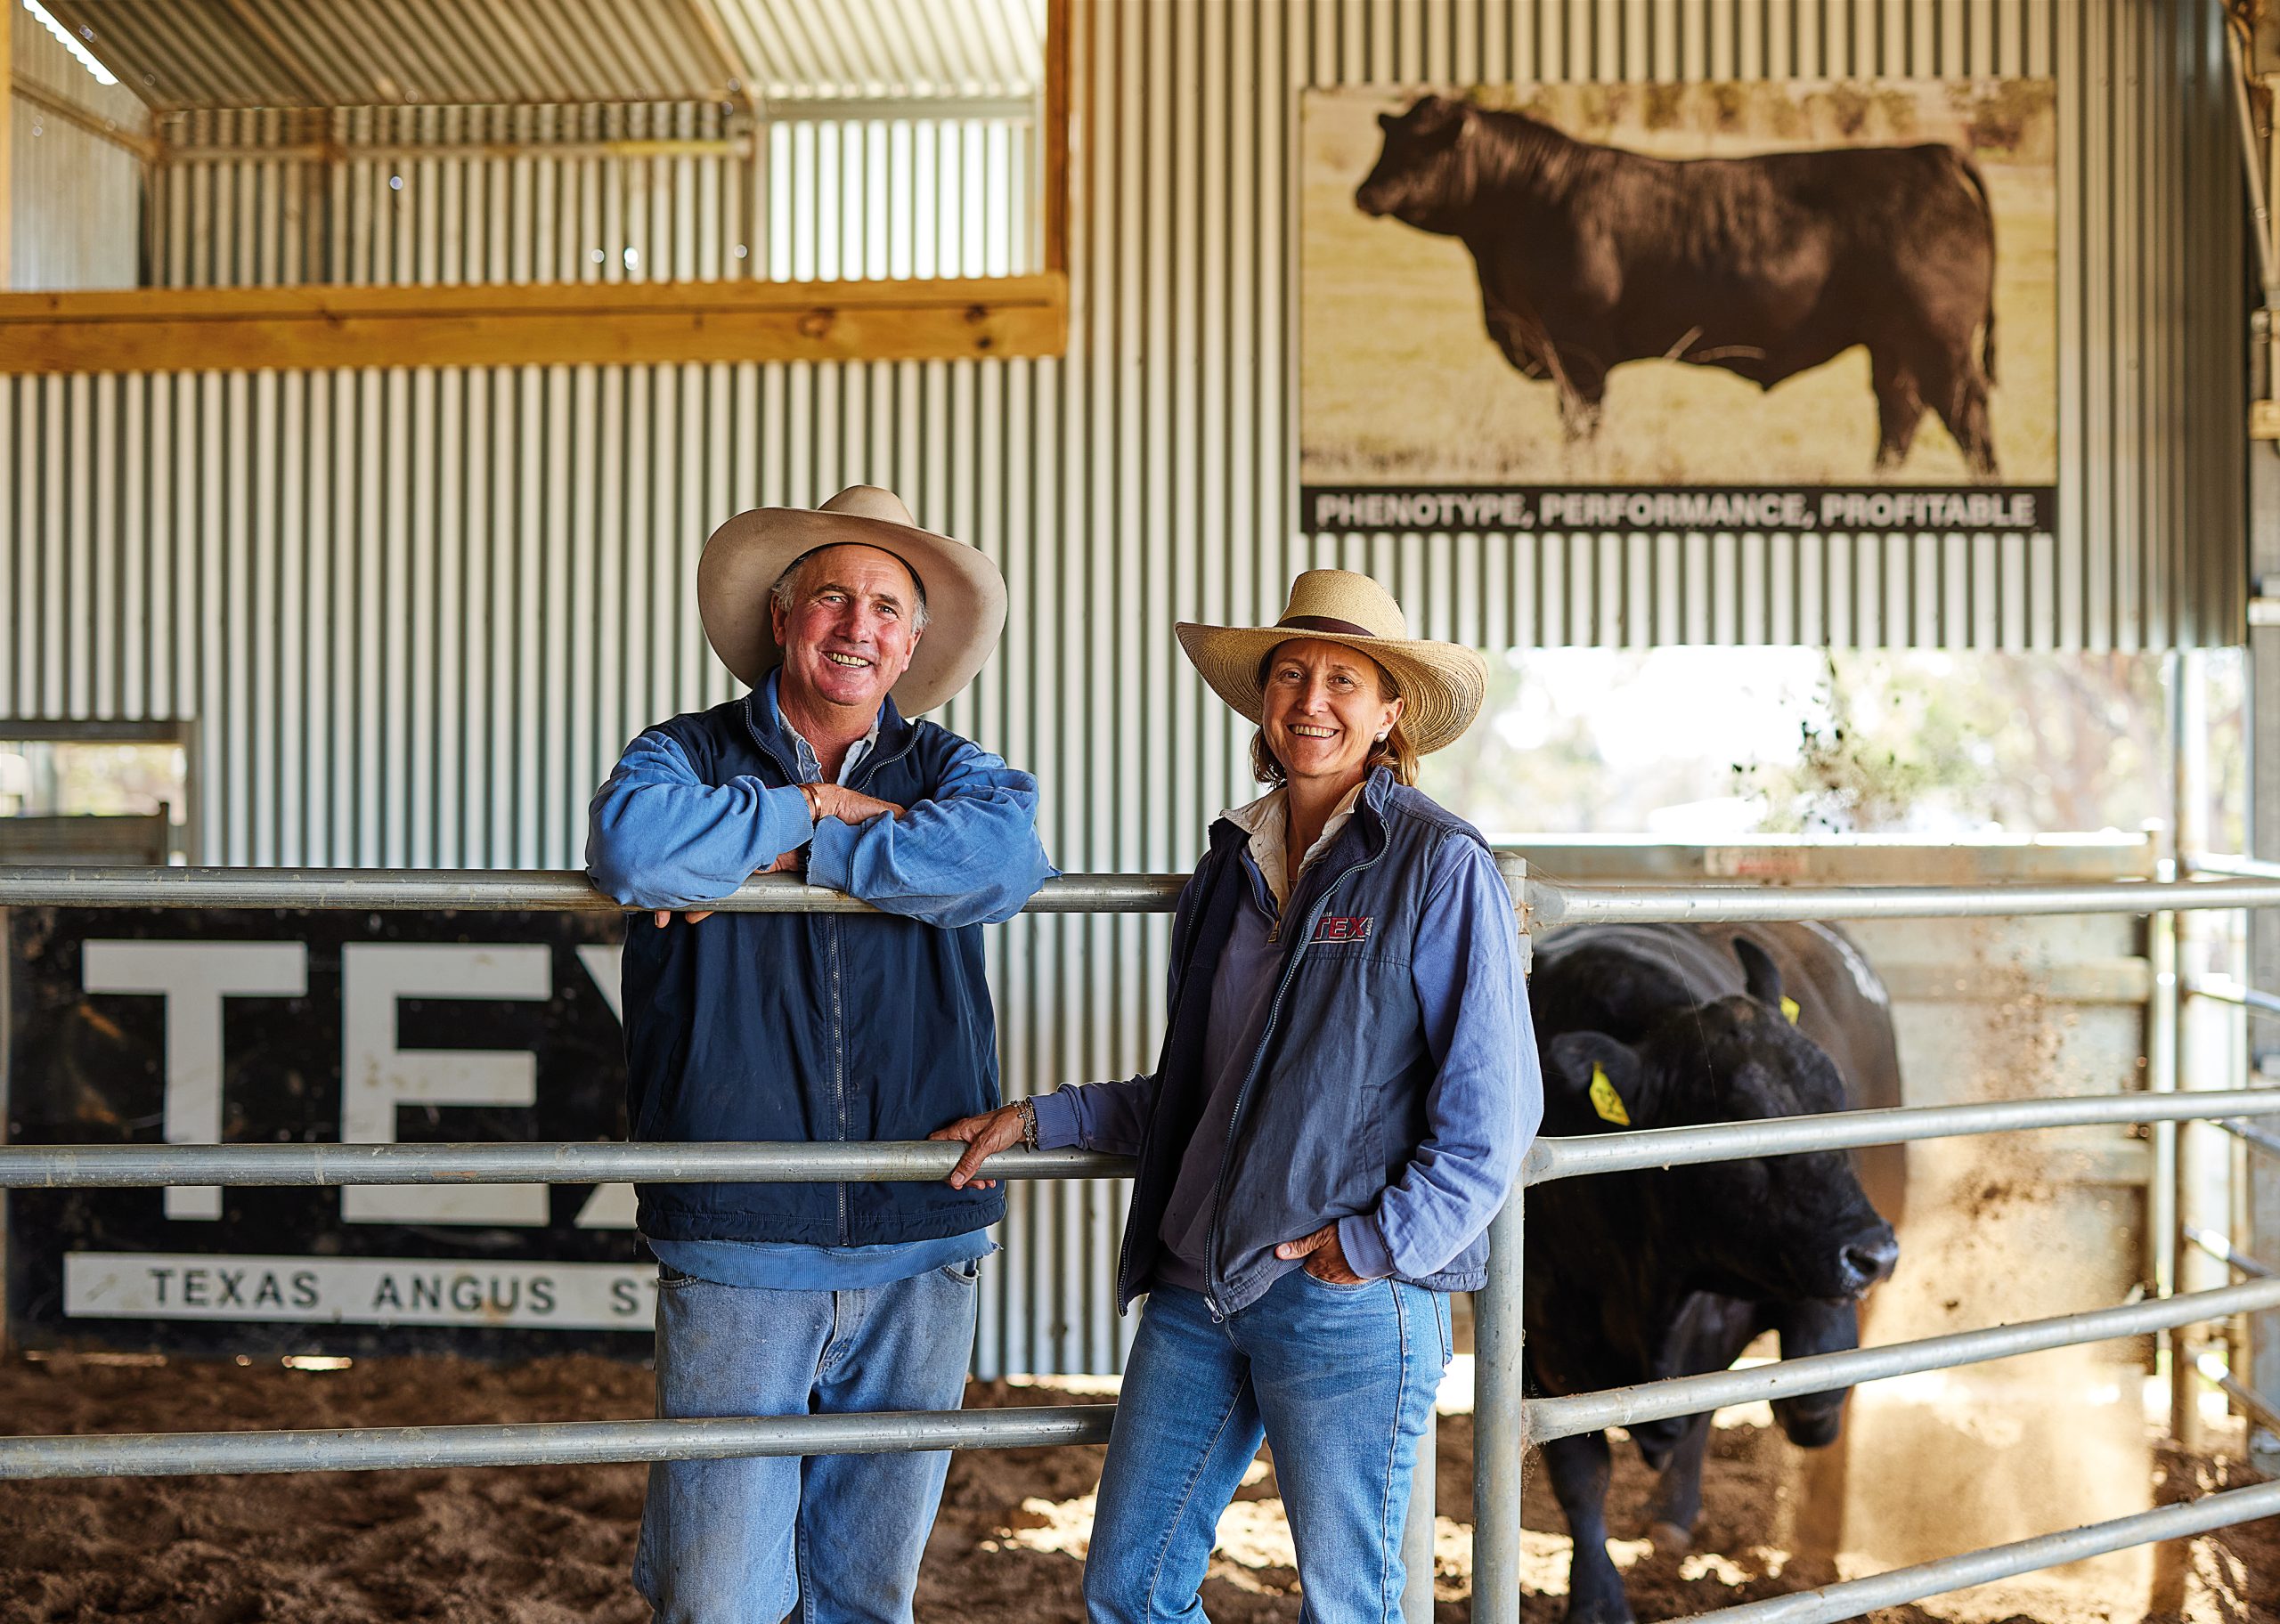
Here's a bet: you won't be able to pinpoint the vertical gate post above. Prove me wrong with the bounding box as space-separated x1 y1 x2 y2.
1403 1395 1436 1623
2243 0 2280 1479
2174 652 2219 1453
1471 1191 1525 1624
2149 818 2179 1313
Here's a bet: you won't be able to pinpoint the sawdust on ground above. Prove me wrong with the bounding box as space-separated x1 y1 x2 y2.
0 1353 2271 1623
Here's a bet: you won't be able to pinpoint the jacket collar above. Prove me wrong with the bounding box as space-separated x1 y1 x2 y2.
744 670 911 781
1205 766 1396 913
1218 782 1373 912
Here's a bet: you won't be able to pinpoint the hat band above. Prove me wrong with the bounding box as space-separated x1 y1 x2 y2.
1277 613 1379 638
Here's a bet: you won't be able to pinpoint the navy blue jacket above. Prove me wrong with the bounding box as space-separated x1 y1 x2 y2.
587 686 1054 1246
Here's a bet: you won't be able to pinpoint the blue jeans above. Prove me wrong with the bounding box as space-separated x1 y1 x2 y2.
633 1260 981 1624
1084 1271 1451 1624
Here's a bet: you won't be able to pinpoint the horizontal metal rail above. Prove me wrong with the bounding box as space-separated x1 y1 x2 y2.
2185 974 2280 1017
1526 1276 2280 1444
1528 875 2280 926
2216 1373 2280 1437
1671 1480 2280 1624
0 1404 1118 1482
2195 1352 2280 1436
2218 1116 2280 1158
2186 853 2280 882
0 865 1191 915
1527 1088 2280 1183
0 1141 1134 1190
12 1089 2275 1191
7 865 2280 929
28 1279 2267 1483
2183 1223 2275 1279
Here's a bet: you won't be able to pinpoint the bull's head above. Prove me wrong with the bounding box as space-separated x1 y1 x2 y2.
1543 938 1900 1305
1354 94 1476 232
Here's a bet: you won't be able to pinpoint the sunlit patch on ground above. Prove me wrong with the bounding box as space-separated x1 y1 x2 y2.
992 1492 1097 1560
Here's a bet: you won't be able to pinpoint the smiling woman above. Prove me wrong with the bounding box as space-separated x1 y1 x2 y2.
932 567 1534 1621
1255 640 1414 798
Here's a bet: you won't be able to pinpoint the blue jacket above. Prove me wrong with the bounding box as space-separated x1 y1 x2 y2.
587 684 1055 1246
1033 769 1537 1316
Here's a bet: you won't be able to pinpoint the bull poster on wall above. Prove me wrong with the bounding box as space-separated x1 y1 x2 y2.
4 907 650 1358
1300 80 2056 538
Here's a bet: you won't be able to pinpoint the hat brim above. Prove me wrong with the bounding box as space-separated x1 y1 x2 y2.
1174 622 1488 755
697 508 1008 714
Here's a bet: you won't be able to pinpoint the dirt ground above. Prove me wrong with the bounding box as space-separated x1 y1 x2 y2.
0 1352 2270 1624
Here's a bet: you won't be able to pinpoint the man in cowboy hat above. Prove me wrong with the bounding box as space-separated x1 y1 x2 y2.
588 485 1054 1623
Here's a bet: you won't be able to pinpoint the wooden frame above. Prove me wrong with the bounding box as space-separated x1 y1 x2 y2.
0 277 1066 372
0 0 1070 373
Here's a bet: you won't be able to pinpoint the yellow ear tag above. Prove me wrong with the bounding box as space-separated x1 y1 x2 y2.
1587 1062 1631 1127
1780 995 1801 1025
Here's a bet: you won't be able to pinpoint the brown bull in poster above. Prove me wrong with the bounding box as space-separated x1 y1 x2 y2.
1355 93 1999 477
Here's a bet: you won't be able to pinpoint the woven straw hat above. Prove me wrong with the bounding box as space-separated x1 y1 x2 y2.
696 485 1007 716
1175 570 1487 754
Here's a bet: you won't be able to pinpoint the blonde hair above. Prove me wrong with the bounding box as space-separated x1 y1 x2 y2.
1249 647 1419 788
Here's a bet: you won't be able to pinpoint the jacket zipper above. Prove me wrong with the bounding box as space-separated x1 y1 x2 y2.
738 694 918 1252
1197 839 1385 1320
848 731 919 789
829 917 849 1245
843 730 916 1248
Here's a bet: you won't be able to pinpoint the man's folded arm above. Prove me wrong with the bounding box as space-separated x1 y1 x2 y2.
586 728 816 910
807 738 1058 927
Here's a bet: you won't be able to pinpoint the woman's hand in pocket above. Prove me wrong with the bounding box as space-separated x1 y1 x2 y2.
1276 1222 1366 1285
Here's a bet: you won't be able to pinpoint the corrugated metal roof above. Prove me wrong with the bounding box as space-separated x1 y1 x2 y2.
35 0 1044 111
728 0 1045 100
15 4 153 126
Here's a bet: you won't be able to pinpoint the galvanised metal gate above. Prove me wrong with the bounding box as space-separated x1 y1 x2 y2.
4 860 2280 1624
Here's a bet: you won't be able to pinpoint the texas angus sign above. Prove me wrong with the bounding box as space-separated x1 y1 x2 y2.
4 907 649 1357
1300 79 2056 540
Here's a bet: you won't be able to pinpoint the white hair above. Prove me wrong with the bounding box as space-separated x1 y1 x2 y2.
769 545 930 629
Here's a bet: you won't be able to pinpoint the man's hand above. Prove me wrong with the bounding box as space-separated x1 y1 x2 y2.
644 780 900 929
650 848 810 927
1275 1222 1367 1285
811 784 906 825
928 1106 1028 1190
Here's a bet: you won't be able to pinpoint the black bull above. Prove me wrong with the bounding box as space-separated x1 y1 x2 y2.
1356 94 1999 475
1525 922 1903 1624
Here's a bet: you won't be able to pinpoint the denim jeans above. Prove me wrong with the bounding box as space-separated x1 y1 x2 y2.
1084 1270 1452 1624
633 1260 981 1624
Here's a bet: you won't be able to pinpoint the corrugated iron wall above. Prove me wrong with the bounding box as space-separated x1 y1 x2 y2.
0 0 2251 1374
151 103 1032 286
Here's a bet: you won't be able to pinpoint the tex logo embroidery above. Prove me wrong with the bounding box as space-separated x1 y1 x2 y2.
1313 914 1372 944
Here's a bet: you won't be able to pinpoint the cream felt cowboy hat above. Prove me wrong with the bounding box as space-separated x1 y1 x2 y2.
1175 570 1488 755
696 485 1008 716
